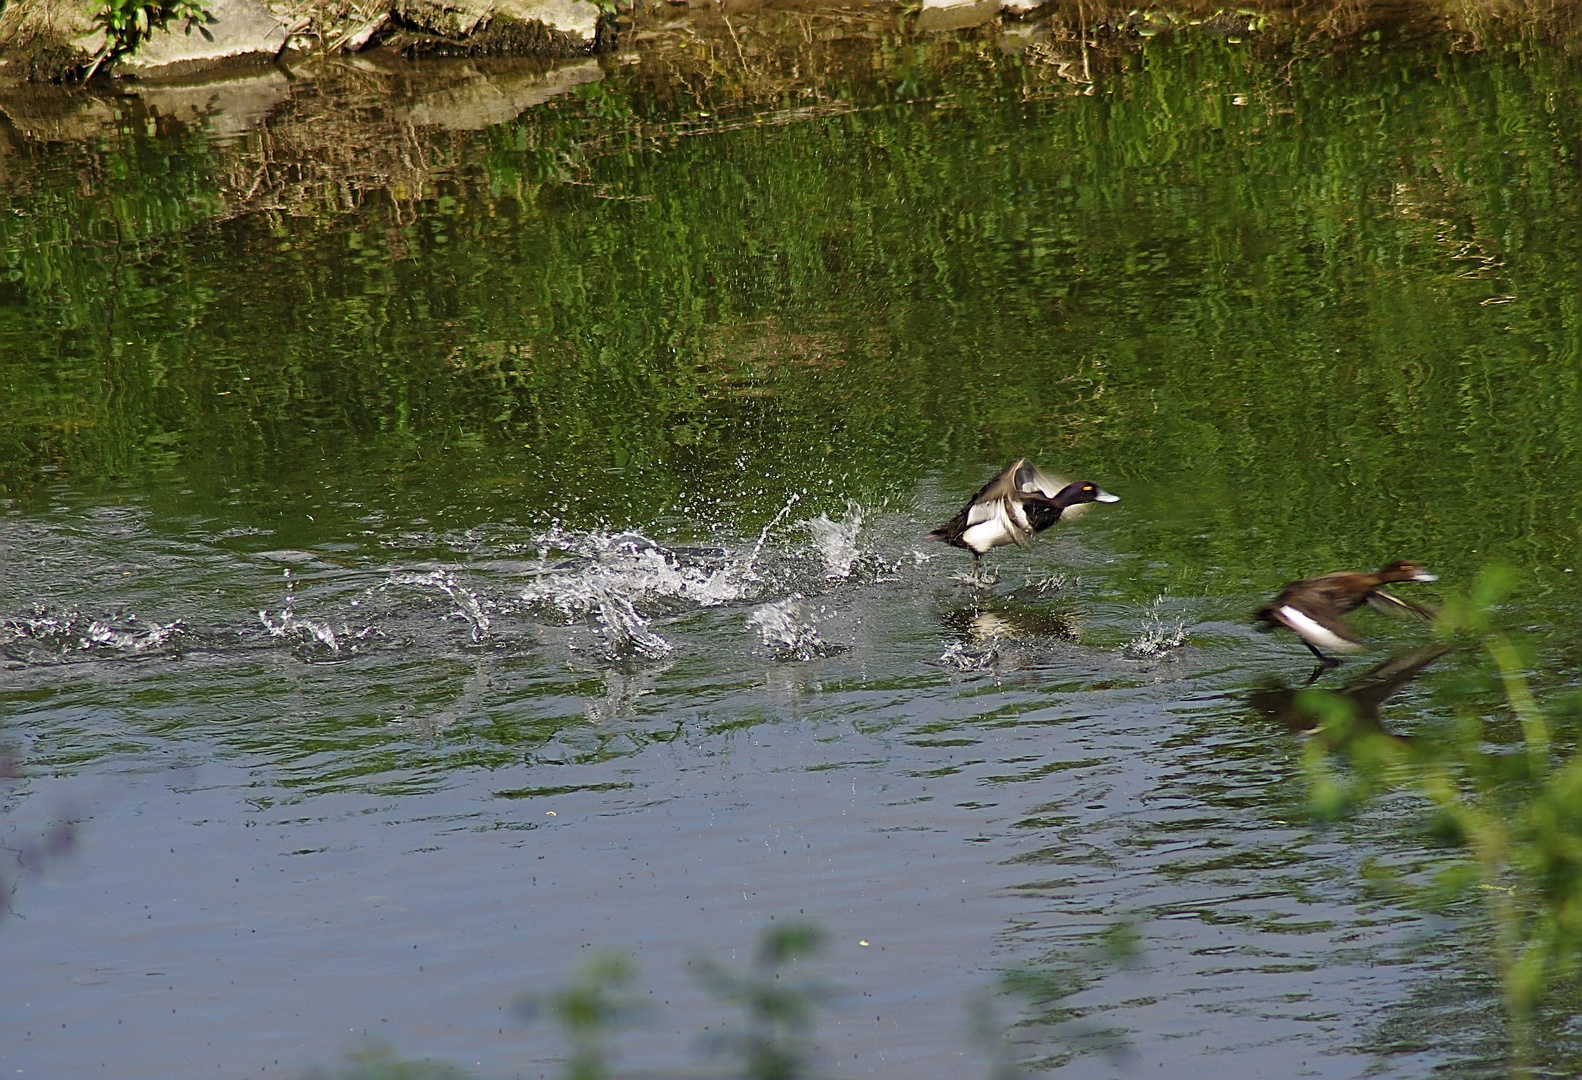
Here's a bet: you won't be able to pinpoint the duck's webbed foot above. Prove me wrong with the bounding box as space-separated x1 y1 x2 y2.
1304 641 1344 667
949 554 1000 587
969 555 999 588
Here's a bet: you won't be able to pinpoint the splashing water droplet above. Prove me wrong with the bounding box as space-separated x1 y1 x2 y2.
748 596 835 662
803 501 864 580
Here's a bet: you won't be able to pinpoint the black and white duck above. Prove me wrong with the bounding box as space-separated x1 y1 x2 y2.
928 459 1119 582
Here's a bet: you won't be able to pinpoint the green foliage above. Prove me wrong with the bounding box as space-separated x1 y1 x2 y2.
1299 566 1582 1077
990 915 1139 1073
95 0 211 68
307 1044 474 1080
4 16 1582 592
510 929 837 1080
695 922 835 1080
314 920 1066 1080
516 954 642 1080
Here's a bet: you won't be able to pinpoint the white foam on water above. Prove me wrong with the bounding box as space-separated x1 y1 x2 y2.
84 619 187 652
517 503 874 660
258 570 344 654
937 639 998 671
591 588 673 658
522 528 780 658
532 530 761 606
1123 596 1187 659
258 606 341 653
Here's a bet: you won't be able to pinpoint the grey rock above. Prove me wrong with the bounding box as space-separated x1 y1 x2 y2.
397 0 489 38
396 0 600 50
337 13 391 52
914 0 999 32
495 0 597 42
116 0 288 77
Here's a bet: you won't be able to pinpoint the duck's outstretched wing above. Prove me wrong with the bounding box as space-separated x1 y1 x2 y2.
966 461 1034 548
969 460 1027 504
931 461 1033 549
1366 589 1436 621
1013 462 1067 499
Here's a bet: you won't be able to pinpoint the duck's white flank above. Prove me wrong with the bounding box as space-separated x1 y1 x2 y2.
958 495 1033 554
1276 605 1362 652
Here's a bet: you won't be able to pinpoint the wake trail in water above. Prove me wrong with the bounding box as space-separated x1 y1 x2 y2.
2 501 884 669
0 607 190 663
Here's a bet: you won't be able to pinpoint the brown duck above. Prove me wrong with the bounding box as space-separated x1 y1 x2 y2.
928 459 1118 581
1256 560 1438 664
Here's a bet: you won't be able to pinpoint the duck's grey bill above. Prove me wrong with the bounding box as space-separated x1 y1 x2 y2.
1413 571 1438 582
1094 489 1120 503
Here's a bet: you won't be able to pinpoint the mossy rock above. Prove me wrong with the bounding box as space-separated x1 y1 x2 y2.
0 0 107 81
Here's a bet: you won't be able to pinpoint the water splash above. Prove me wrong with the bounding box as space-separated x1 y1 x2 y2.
84 618 187 652
522 529 769 658
1123 597 1187 659
258 607 341 653
803 501 863 579
385 568 493 642
591 588 673 658
937 640 998 671
744 492 802 575
1026 573 1071 594
747 596 837 661
258 570 343 655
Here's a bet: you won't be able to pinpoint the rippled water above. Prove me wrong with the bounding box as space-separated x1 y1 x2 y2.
5 7 1582 1078
0 484 1515 1078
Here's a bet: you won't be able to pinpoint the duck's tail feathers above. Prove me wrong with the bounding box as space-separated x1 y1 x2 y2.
1253 604 1285 632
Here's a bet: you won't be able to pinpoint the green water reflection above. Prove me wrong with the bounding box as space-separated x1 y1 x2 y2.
4 24 1581 610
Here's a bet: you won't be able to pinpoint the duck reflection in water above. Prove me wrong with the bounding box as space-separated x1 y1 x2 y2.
936 601 1081 673
1248 646 1452 744
940 602 1081 645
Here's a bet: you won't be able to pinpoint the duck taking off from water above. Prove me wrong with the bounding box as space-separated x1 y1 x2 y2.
1256 560 1438 665
928 460 1119 582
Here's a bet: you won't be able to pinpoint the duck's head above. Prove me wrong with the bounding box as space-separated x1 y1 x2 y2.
1055 481 1120 507
1378 559 1437 583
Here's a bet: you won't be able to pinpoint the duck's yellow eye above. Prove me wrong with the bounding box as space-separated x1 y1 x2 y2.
1083 485 1093 492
